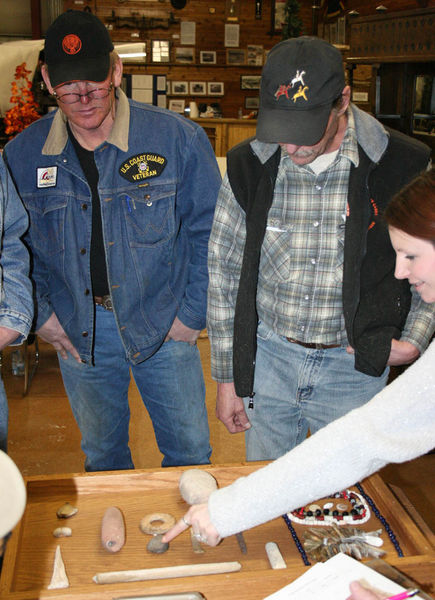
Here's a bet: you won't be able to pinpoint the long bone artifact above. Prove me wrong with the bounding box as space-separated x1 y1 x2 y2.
93 561 242 584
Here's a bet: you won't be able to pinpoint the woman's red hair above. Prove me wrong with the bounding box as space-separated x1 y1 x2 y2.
384 169 435 244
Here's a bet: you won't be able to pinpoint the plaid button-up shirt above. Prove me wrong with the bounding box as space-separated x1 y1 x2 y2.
207 113 434 382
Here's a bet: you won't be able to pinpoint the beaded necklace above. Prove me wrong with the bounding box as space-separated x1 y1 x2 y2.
287 488 370 526
282 481 403 565
282 513 312 566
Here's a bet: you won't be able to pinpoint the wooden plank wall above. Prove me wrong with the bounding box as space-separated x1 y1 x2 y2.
62 0 310 118
62 0 434 119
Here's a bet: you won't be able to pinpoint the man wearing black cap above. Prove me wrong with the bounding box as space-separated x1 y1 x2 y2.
4 10 221 471
207 36 433 460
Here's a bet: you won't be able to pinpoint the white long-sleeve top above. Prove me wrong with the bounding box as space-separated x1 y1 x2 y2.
209 340 435 537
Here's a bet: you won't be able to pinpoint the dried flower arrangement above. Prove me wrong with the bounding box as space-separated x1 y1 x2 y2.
4 62 40 139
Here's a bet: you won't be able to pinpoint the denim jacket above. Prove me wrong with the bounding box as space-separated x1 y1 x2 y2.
0 156 32 344
4 90 221 364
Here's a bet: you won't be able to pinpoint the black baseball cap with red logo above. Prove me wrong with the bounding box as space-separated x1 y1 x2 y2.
44 10 114 88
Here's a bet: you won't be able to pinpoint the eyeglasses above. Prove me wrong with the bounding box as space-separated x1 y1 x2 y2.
52 83 113 104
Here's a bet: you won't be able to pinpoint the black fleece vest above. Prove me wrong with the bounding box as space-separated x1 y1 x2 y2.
228 130 430 398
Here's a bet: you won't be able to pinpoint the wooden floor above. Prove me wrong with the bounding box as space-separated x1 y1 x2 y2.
3 337 435 534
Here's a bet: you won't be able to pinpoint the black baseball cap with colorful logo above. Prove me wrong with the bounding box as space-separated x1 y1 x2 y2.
44 10 114 87
256 36 346 146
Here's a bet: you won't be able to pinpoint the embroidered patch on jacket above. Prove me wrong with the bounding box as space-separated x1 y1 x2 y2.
37 166 57 188
119 153 167 182
274 69 309 103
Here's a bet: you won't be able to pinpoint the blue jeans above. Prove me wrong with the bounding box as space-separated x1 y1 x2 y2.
0 378 7 452
59 306 211 471
243 322 389 461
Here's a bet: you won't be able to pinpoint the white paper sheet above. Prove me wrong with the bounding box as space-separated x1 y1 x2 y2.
263 553 424 600
180 21 196 46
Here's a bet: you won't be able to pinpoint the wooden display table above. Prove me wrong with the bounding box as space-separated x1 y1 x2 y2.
1 464 434 599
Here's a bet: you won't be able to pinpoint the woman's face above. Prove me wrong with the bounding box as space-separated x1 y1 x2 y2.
389 226 435 303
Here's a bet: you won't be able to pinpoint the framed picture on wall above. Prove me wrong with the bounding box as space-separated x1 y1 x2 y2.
171 81 189 96
224 23 240 47
168 99 186 113
271 0 286 33
226 48 246 66
151 40 170 63
247 44 263 66
175 47 195 64
200 51 217 64
189 81 207 95
245 96 259 109
208 82 224 96
115 43 147 64
240 75 261 90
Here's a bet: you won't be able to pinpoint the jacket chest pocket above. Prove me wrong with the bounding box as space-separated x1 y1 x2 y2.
25 195 67 256
121 183 176 247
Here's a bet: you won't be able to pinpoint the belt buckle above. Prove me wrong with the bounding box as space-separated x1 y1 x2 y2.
101 295 113 311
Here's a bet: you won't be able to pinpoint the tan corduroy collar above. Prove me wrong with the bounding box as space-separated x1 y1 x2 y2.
42 88 130 155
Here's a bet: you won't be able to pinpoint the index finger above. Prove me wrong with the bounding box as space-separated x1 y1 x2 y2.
62 340 82 363
161 518 189 543
63 341 81 363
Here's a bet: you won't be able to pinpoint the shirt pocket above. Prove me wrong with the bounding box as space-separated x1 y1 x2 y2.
260 221 294 282
24 194 66 256
120 183 176 247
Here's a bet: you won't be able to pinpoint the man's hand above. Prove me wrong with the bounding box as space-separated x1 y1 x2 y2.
387 339 419 366
347 581 386 600
216 381 251 433
165 316 200 345
37 313 81 363
347 341 419 367
162 503 222 547
0 326 21 352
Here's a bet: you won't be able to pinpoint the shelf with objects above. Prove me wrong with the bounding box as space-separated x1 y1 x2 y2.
121 60 263 121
